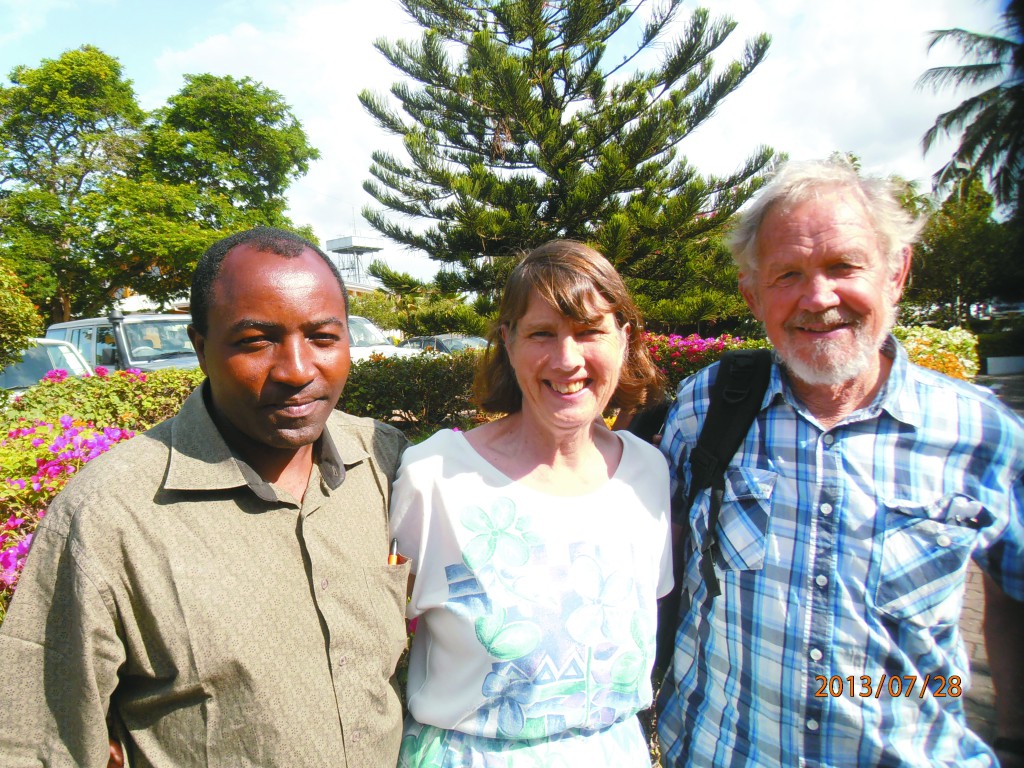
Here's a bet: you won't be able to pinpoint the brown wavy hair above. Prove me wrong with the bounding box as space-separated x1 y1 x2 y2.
475 240 665 414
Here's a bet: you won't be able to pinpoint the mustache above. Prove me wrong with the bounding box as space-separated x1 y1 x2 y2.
786 308 860 330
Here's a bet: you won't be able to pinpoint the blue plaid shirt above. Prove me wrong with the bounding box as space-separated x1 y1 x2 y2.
657 338 1024 767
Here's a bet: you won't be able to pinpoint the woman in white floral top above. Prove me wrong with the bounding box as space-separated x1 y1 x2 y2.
390 240 673 767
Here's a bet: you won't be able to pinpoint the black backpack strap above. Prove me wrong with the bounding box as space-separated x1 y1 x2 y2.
687 348 772 598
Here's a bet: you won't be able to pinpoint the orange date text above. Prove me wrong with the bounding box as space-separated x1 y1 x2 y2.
813 674 962 699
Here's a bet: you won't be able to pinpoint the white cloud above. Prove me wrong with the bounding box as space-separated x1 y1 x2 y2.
673 0 1003 187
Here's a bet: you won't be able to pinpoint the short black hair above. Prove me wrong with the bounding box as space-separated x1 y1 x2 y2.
190 227 348 335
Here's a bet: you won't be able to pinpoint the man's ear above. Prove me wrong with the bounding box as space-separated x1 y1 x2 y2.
889 246 912 302
187 325 209 375
738 274 763 321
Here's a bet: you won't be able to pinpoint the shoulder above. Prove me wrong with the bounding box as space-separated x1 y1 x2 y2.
328 409 410 477
665 361 721 442
396 429 461 475
906 364 1023 432
37 418 175 539
618 429 669 472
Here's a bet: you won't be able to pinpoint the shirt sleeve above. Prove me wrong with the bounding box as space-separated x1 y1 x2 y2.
388 442 437 618
0 503 123 767
987 466 1024 601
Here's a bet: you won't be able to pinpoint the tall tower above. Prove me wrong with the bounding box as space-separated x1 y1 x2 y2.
324 235 383 285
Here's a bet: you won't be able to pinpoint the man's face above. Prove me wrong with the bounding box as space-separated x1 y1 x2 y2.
739 189 910 389
189 244 350 454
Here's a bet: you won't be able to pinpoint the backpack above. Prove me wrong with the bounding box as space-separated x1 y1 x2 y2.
634 348 773 671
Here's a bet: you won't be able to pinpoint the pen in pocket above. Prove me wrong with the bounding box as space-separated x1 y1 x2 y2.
388 538 399 565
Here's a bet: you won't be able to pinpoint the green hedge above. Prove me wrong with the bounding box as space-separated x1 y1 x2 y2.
340 351 479 437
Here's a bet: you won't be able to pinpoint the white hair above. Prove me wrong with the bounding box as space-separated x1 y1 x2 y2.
728 159 926 284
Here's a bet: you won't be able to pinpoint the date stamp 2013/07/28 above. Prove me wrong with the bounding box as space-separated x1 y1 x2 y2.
814 674 962 699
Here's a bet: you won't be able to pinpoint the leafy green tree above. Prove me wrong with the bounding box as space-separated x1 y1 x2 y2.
919 0 1024 210
0 259 43 368
348 290 407 332
0 48 318 323
0 46 144 322
360 259 488 335
144 74 320 224
360 0 778 323
903 178 1009 326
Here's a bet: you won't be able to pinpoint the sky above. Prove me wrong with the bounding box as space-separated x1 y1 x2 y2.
0 0 1007 282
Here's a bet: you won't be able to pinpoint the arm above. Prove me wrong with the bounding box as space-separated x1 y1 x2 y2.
983 572 1024 766
0 519 122 766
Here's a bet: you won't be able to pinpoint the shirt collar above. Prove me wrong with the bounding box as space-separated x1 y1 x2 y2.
768 335 919 428
164 383 361 498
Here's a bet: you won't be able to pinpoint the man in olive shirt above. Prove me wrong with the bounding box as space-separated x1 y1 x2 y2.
0 228 411 766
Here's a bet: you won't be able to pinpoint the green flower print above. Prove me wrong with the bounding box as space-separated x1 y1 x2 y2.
461 497 537 571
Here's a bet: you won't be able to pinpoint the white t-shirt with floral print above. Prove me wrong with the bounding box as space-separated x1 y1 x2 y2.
390 428 673 767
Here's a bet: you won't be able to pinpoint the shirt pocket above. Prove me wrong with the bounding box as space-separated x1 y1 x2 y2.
874 493 984 627
686 467 777 590
367 560 411 677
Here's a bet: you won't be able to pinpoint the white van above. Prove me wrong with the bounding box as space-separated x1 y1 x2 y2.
45 313 199 372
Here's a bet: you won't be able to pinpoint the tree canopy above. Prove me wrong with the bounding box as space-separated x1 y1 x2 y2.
0 259 43 368
919 0 1023 211
360 0 778 324
903 178 1012 326
0 46 318 323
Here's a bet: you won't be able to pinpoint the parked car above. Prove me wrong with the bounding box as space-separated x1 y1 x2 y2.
0 338 93 396
348 316 418 362
46 312 199 372
398 334 488 354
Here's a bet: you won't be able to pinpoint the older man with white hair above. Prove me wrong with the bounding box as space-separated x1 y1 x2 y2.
657 159 1024 767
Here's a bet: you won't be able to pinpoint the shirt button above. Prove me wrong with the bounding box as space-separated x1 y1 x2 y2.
823 434 834 446
815 574 828 587
320 578 329 590
807 719 819 731
820 503 833 516
937 534 952 547
809 648 823 661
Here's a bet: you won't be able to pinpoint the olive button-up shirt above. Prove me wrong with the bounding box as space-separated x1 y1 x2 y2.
0 386 410 767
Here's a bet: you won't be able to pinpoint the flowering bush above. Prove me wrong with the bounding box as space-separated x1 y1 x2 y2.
646 327 979 395
644 332 771 393
0 417 134 620
7 366 206 430
893 325 979 381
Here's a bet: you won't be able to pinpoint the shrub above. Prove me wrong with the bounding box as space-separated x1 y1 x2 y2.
4 367 206 432
644 332 771 394
892 325 979 381
976 326 1024 360
1 417 135 621
339 351 478 433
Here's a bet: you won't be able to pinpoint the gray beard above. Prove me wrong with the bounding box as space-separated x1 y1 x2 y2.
773 303 897 388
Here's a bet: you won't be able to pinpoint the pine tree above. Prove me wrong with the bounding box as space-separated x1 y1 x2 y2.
359 0 778 324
